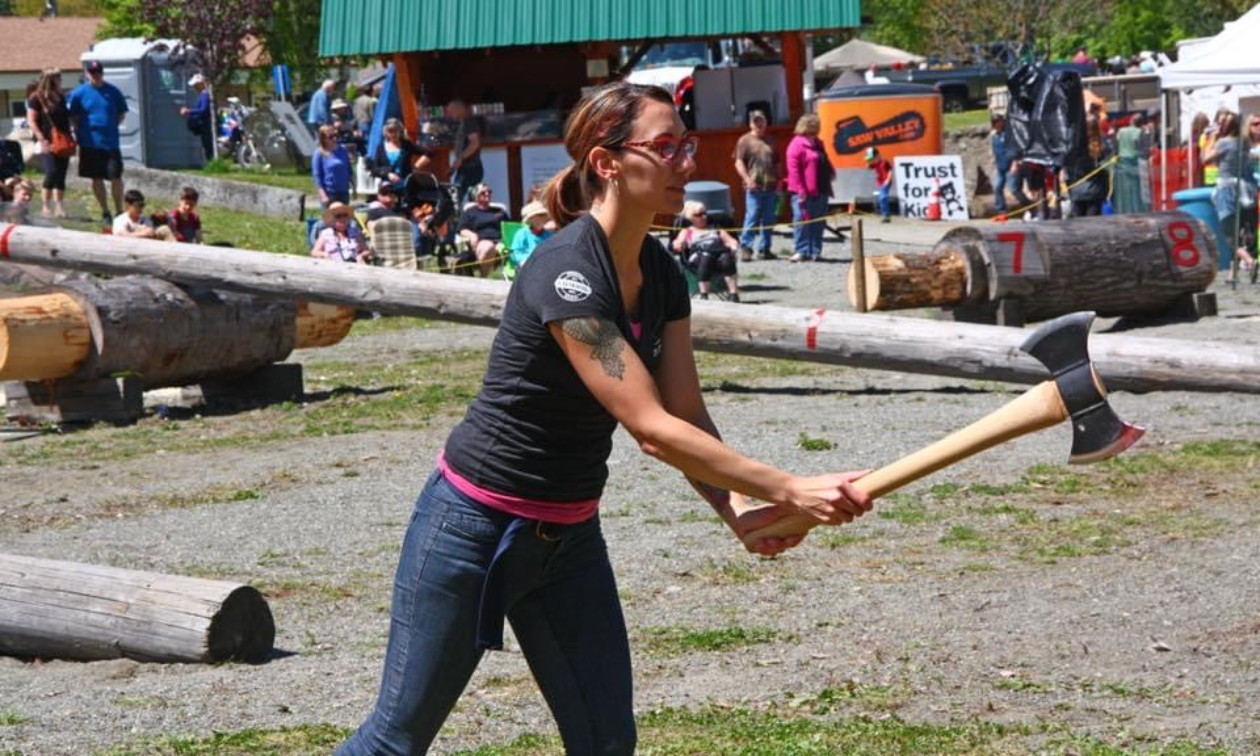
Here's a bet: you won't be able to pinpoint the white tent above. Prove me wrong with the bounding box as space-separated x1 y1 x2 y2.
1159 4 1260 89
813 39 923 75
1157 5 1260 206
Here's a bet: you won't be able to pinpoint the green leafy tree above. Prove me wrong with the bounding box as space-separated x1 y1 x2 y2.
260 0 324 92
96 0 154 37
134 0 273 92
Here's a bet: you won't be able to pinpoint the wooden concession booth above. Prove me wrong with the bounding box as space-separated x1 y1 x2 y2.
318 0 861 219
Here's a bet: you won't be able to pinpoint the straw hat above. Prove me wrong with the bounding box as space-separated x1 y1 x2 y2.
323 202 353 225
331 99 349 110
521 200 548 223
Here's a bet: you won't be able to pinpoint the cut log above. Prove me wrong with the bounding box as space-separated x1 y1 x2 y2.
846 249 969 311
295 301 356 349
0 292 91 381
0 279 355 383
0 554 274 663
1 224 1259 394
875 213 1218 322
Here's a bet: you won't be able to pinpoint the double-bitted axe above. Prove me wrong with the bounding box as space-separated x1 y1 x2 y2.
741 311 1146 548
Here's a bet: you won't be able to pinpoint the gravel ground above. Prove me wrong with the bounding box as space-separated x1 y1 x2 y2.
3 220 1260 754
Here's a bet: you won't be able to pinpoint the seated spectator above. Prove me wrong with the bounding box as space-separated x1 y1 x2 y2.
508 200 553 270
457 183 507 277
524 181 558 232
671 200 740 301
148 209 176 241
2 178 35 224
170 186 203 243
311 201 370 264
366 182 404 225
113 189 156 238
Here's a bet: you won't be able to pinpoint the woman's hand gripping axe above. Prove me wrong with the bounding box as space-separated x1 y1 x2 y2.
740 311 1146 549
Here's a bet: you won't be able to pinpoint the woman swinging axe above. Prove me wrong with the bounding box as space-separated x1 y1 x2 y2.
335 81 872 756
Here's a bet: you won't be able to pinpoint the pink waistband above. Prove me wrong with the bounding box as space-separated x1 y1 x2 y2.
437 452 599 525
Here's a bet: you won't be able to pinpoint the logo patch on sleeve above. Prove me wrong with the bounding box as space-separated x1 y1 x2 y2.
554 270 592 302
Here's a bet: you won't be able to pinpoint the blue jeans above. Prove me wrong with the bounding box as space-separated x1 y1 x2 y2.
993 164 1009 212
336 471 635 756
791 193 828 259
739 188 778 253
876 184 891 219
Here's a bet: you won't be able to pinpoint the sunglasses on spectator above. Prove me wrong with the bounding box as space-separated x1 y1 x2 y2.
691 210 707 217
622 134 699 164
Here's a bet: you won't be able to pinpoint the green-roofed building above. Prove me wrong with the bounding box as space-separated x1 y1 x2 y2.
319 0 861 215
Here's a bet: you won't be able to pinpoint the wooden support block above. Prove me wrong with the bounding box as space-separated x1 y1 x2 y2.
4 376 143 424
199 363 303 408
1190 291 1218 318
995 298 1026 328
0 553 274 663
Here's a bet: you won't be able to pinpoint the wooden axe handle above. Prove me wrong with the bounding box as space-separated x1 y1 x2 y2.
739 380 1069 549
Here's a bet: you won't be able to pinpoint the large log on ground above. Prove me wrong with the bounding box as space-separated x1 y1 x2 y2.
854 213 1218 320
0 281 355 383
0 554 274 663
846 249 973 311
2 223 1259 394
0 292 92 381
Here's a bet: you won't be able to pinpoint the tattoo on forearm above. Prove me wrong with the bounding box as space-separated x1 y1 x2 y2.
562 317 626 380
689 476 730 509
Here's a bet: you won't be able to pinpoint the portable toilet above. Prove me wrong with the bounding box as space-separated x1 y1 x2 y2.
817 83 943 204
78 38 203 169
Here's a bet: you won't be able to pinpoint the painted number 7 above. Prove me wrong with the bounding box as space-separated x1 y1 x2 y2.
996 232 1025 274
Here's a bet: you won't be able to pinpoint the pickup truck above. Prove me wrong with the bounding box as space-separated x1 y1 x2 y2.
879 61 1099 113
877 63 1011 113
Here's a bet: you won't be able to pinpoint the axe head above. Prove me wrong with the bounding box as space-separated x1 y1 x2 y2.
1019 311 1145 464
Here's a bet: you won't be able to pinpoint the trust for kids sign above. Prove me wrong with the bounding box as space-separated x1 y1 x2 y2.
893 156 969 221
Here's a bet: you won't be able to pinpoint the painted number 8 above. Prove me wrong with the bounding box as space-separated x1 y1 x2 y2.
1167 221 1201 268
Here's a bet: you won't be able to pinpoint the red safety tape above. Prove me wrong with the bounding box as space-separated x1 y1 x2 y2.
805 308 825 350
0 223 14 259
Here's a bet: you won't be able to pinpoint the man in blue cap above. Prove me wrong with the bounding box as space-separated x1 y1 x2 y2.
68 59 128 224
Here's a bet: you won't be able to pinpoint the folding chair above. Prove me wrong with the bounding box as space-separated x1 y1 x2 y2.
371 216 417 270
500 220 527 281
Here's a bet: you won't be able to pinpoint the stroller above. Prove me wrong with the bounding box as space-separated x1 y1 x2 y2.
400 172 459 270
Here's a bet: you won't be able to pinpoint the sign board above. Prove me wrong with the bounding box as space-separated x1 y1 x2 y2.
892 155 969 220
520 143 571 201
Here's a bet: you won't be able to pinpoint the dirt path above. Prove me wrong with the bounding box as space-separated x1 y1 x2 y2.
3 229 1260 754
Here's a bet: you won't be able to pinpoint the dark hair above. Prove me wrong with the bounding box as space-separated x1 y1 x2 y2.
124 189 145 206
180 186 199 202
543 81 675 227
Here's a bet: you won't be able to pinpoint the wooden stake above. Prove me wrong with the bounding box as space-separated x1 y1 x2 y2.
851 218 866 313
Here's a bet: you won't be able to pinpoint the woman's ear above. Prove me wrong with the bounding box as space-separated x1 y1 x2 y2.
588 146 620 182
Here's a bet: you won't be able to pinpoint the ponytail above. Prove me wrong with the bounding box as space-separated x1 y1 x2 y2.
543 161 601 229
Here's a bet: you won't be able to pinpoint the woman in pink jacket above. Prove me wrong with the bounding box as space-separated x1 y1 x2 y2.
785 114 834 262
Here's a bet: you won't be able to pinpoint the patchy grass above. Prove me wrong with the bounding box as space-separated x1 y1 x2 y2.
796 432 834 451
694 352 833 385
638 626 786 656
450 705 1233 755
0 712 29 726
944 109 994 131
180 162 314 194
98 723 351 755
49 187 308 255
694 557 760 585
0 349 487 467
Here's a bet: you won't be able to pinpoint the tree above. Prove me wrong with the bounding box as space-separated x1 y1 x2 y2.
135 0 273 92
96 0 154 38
259 0 324 93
